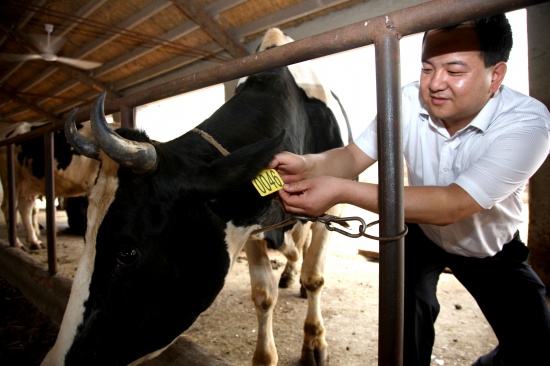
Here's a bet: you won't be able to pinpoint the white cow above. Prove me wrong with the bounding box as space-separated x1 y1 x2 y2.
0 121 102 249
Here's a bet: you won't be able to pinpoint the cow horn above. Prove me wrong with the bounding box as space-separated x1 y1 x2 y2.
91 92 157 174
65 107 100 160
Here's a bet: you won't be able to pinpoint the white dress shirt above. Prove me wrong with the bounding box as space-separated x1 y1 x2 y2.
355 82 550 258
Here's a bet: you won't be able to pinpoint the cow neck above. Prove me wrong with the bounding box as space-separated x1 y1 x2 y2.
192 128 300 236
192 128 230 156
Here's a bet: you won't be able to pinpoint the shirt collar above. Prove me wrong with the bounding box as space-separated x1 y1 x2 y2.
419 86 503 135
467 86 502 133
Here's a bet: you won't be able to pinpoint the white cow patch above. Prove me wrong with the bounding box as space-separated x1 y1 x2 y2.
225 221 262 269
41 154 120 366
237 28 331 105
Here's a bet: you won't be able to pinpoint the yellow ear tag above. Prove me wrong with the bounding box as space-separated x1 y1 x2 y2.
252 168 284 196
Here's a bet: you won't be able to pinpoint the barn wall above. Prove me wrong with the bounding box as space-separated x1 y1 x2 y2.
527 1 550 289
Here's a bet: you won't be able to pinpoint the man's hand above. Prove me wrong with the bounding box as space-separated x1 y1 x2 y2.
279 176 345 217
268 151 309 184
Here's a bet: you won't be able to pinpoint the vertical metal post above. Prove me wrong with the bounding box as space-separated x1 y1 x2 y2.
7 144 17 247
375 33 405 366
44 132 57 275
120 105 135 129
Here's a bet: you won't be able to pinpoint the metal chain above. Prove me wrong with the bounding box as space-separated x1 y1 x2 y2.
252 213 408 242
293 214 408 242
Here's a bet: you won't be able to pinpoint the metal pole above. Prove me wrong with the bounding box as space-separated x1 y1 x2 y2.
375 33 405 366
7 144 17 247
44 132 57 275
120 105 135 129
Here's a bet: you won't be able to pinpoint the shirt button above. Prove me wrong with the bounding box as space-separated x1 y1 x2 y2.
442 168 448 172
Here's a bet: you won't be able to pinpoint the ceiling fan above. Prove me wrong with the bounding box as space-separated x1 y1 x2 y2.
0 23 102 70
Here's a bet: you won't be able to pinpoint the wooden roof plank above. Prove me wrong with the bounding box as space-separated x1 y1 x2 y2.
3 0 109 99
172 0 249 58
93 21 200 78
0 0 47 48
234 0 352 38
7 0 171 113
0 87 61 123
112 43 223 91
22 0 249 102
71 0 172 60
0 0 364 123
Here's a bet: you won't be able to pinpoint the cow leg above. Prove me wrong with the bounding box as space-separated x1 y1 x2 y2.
245 238 278 366
32 200 40 237
300 205 341 366
0 192 25 248
279 221 312 289
20 197 42 250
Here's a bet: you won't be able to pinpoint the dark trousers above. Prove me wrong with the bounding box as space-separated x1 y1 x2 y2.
403 223 550 366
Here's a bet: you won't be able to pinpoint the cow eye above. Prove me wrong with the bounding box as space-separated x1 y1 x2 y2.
116 247 139 267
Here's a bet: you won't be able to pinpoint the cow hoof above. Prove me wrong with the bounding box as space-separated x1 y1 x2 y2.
300 348 328 366
29 242 43 250
278 272 295 288
299 283 307 299
17 244 28 252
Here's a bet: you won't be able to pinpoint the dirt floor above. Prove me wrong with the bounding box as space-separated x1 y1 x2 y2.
3 201 538 366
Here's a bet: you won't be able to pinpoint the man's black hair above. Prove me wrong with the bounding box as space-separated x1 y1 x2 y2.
423 14 513 67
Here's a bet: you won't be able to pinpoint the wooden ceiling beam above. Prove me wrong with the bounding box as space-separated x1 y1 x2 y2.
0 0 358 121
235 0 352 38
0 87 61 123
1 0 165 119
1 65 120 120
114 0 356 94
171 0 249 58
12 0 168 101
54 63 121 97
0 28 120 121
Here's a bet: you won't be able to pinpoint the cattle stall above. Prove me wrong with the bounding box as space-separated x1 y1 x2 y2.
0 0 547 365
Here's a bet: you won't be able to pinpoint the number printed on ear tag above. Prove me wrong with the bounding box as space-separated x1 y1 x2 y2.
252 168 284 196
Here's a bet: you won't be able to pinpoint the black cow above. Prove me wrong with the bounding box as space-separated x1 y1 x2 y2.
42 28 346 366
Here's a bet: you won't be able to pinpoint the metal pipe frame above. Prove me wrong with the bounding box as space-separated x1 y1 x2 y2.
0 0 548 365
7 144 16 247
375 32 405 365
44 132 57 275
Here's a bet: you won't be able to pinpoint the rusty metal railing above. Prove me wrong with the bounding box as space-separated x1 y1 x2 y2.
0 0 547 365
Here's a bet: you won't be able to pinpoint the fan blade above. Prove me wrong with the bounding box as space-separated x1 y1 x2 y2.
28 34 66 54
55 57 102 70
0 53 41 62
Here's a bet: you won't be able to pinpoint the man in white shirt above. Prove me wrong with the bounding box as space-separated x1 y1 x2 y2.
269 14 550 365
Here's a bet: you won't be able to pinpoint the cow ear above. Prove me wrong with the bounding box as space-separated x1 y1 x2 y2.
198 130 285 195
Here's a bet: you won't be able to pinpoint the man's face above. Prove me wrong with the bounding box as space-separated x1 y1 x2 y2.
420 26 498 133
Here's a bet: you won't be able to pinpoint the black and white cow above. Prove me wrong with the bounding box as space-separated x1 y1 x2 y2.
42 28 346 366
0 122 102 249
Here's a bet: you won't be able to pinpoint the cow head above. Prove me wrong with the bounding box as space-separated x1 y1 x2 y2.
43 92 284 365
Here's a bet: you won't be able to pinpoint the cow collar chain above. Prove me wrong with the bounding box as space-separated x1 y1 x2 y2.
251 213 408 242
293 214 409 242
192 128 408 243
192 128 230 156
